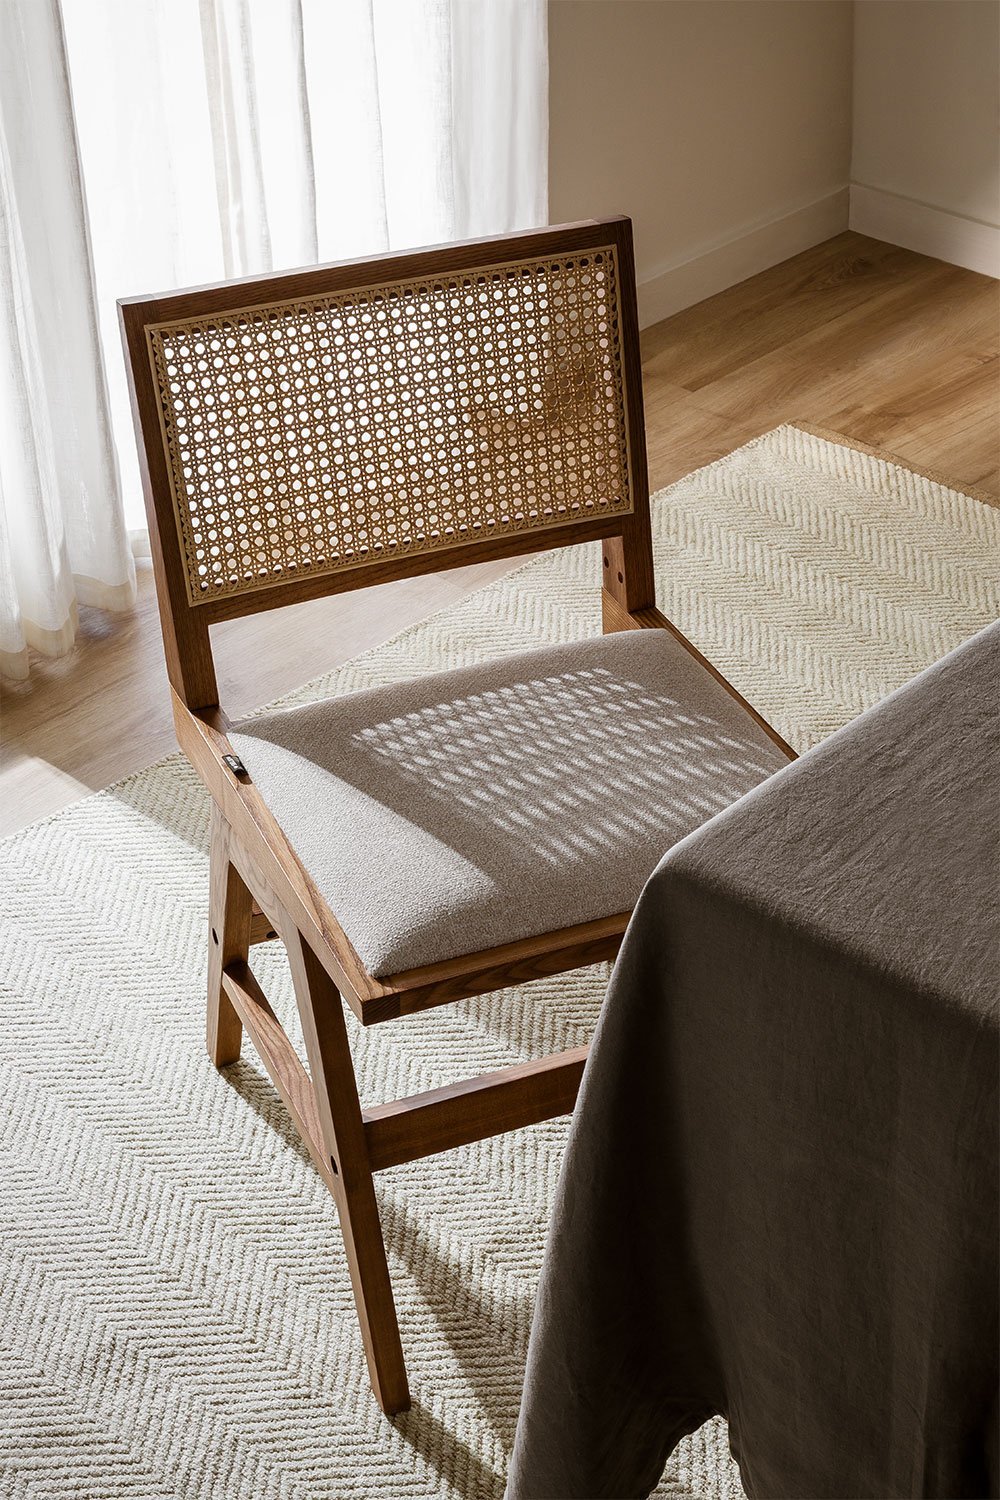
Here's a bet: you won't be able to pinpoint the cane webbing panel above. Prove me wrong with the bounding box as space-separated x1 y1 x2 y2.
147 247 633 605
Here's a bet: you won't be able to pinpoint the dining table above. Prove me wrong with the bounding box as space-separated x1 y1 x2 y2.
506 620 999 1500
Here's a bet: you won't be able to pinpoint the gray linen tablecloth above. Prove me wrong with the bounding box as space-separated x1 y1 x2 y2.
507 621 999 1500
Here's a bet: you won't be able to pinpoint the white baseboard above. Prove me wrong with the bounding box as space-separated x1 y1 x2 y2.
849 184 1000 279
635 188 850 329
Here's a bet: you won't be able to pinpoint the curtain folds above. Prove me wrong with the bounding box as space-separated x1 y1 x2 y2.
0 0 136 681
0 0 547 681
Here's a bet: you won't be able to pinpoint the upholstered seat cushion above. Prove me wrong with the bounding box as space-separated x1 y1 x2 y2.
229 629 788 977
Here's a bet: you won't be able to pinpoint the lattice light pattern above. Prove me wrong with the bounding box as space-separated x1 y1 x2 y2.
148 248 634 604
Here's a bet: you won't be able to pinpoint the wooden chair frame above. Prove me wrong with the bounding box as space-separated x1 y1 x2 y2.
120 217 793 1414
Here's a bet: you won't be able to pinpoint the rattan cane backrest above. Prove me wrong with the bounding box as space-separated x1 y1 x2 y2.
126 223 642 614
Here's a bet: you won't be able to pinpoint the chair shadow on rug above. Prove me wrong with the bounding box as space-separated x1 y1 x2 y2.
219 1053 525 1500
120 216 793 1414
219 1031 552 1412
395 1401 509 1500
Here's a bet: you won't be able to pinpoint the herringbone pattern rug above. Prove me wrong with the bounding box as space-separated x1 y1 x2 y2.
2 427 997 1499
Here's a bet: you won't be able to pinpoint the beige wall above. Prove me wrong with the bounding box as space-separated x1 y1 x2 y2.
849 0 1000 273
852 0 1000 225
548 0 854 324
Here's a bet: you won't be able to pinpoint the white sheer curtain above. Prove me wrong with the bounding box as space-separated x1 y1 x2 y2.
0 0 548 680
0 0 135 680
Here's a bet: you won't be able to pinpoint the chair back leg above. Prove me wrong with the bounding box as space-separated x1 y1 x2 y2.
207 806 253 1066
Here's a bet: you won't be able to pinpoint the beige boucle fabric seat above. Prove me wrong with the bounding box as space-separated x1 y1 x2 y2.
230 628 787 977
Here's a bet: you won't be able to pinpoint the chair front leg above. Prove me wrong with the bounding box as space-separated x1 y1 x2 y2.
283 926 411 1416
207 804 253 1066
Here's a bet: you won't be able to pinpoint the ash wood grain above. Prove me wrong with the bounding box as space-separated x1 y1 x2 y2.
249 908 279 945
282 927 409 1416
119 300 218 710
220 960 335 1196
601 217 657 618
363 1047 589 1173
196 515 629 627
207 807 254 1065
358 910 631 1024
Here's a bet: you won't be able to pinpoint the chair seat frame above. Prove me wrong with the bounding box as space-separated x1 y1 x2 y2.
121 218 794 1414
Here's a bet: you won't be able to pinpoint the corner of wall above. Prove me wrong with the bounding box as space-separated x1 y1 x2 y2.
848 186 1000 279
636 189 851 330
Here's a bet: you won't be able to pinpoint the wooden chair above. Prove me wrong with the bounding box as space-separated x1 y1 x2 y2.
120 217 793 1415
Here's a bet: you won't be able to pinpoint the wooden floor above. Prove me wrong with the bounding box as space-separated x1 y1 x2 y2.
2 231 997 838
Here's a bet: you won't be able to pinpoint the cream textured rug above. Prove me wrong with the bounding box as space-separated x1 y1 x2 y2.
2 425 997 1500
